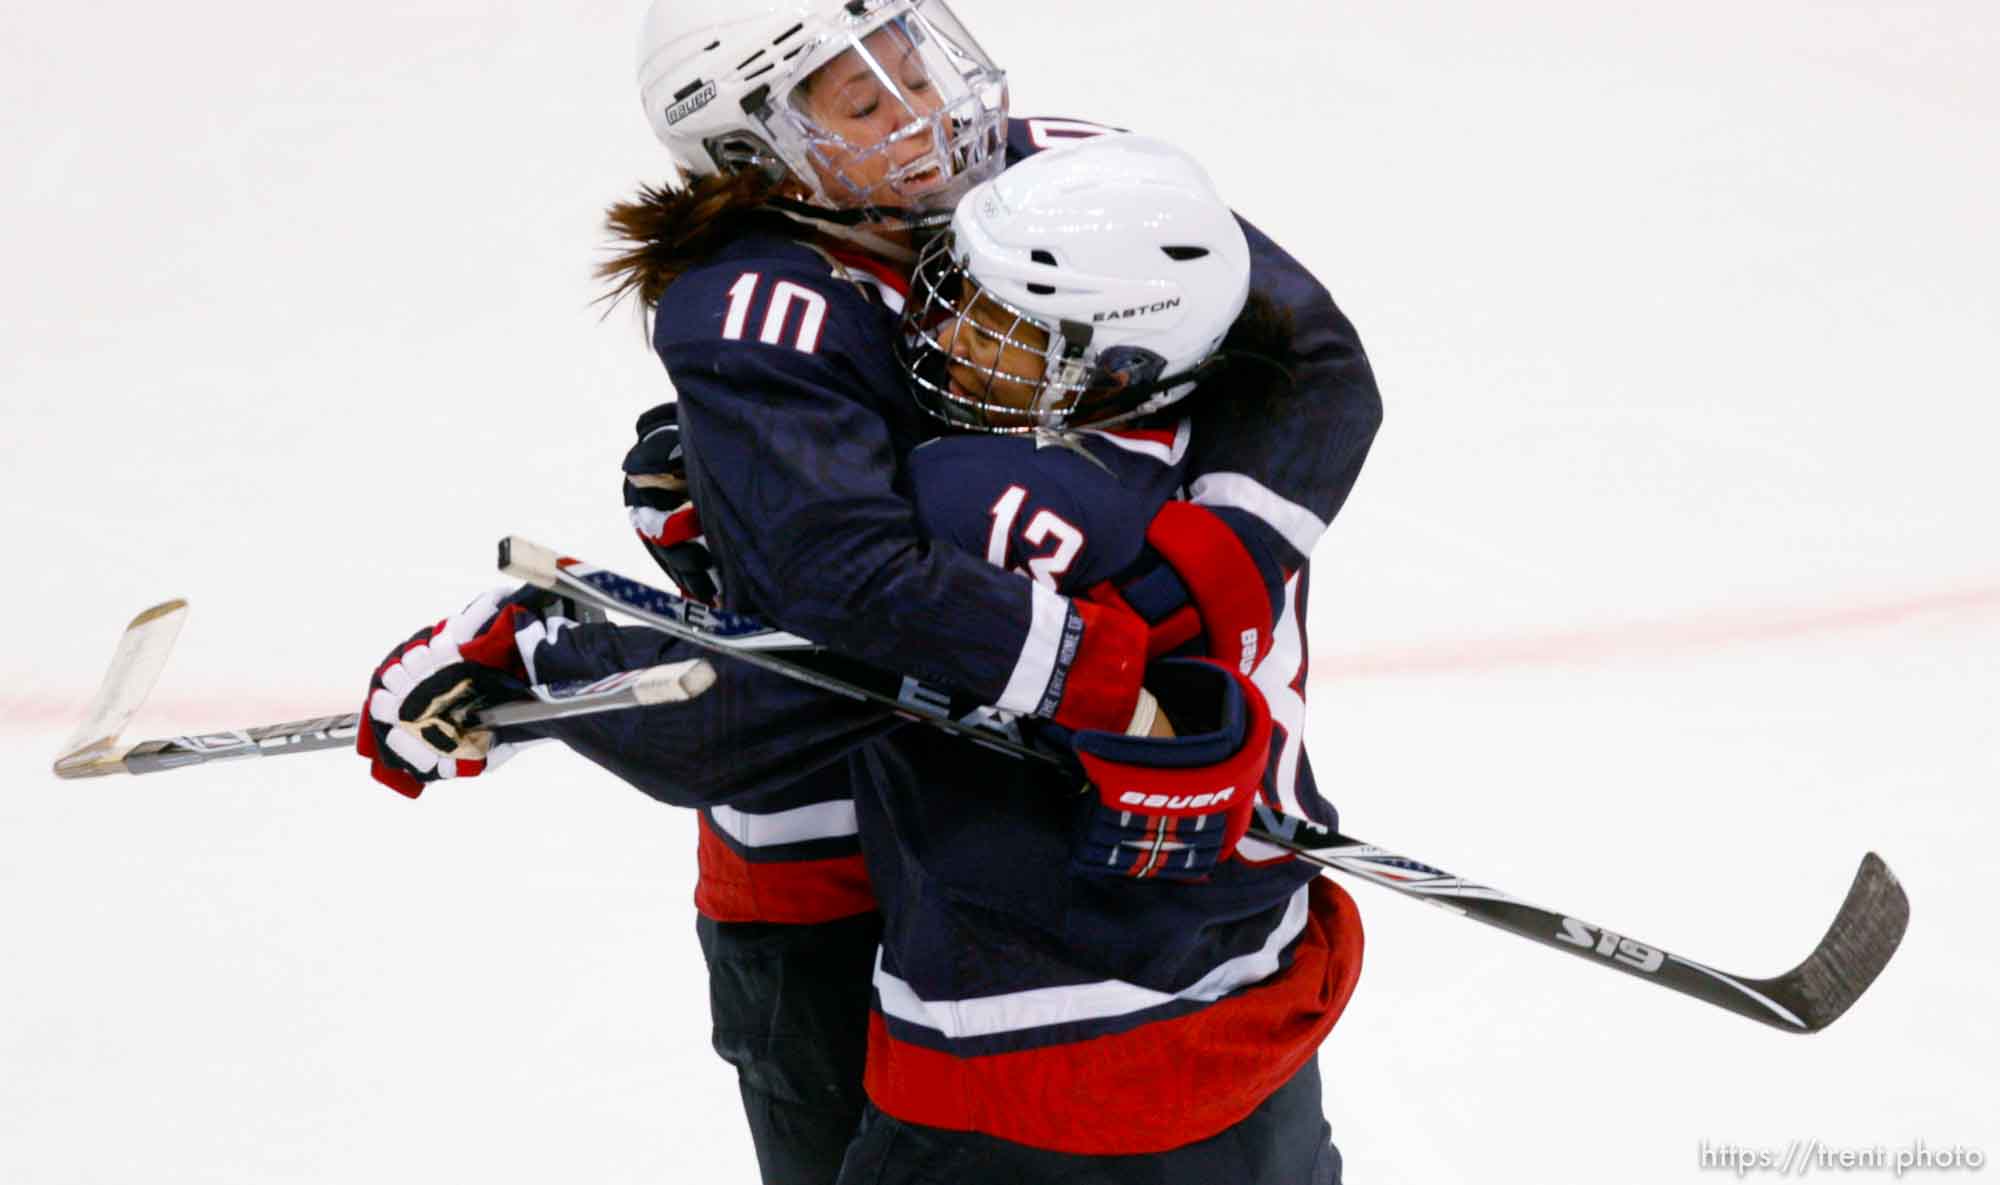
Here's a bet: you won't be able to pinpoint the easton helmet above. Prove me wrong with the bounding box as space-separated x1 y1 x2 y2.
900 134 1253 433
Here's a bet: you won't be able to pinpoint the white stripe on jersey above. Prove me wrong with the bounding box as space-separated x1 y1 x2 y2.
1239 567 1332 863
1256 571 1308 817
1188 472 1328 559
708 799 859 847
1078 418 1191 466
872 884 1310 1041
996 580 1070 716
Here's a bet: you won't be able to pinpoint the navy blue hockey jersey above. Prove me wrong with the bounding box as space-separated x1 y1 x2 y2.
527 421 1361 1155
661 118 1382 737
653 115 1380 931
541 113 1380 1152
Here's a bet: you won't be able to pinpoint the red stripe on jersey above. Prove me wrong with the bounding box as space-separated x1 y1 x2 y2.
823 246 913 301
1098 426 1180 448
863 877 1363 1155
693 812 878 925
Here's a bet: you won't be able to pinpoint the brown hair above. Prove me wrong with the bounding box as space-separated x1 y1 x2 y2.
1201 290 1299 422
597 169 783 316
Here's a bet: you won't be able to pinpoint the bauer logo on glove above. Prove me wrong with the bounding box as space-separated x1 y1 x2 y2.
1114 784 1241 813
1066 657 1274 881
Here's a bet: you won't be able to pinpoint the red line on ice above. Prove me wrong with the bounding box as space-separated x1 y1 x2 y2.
9 583 2000 735
1316 582 2000 682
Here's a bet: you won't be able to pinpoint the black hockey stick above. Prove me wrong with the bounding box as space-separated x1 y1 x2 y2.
1256 821 1906 1035
500 535 1909 1034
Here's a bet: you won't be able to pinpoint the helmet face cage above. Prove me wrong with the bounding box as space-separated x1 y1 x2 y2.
759 0 1008 220
902 232 1122 434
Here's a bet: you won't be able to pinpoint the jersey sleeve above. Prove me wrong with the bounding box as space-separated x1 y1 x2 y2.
656 248 1144 730
1185 218 1384 575
510 618 895 809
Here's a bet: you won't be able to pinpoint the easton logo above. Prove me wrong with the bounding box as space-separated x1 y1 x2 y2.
664 82 719 126
1119 786 1236 812
1093 297 1182 323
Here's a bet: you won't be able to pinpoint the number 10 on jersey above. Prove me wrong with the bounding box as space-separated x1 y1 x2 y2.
721 272 827 354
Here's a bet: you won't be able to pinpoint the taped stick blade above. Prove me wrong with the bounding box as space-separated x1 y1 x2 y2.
1754 852 1910 1032
52 600 189 779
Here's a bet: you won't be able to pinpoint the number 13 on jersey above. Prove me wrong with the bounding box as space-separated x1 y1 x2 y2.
987 485 1084 589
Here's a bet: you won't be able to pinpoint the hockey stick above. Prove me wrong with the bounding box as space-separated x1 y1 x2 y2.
49 600 715 779
497 537 1072 765
1254 820 1906 1034
500 535 1909 1033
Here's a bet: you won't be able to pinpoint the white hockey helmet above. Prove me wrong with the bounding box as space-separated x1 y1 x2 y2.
636 0 1009 223
900 134 1253 433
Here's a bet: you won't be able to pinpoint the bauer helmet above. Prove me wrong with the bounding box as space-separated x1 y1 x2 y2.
636 0 1009 224
900 134 1253 433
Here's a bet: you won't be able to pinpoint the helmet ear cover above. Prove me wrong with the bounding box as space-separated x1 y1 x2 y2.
1095 345 1168 395
702 129 789 185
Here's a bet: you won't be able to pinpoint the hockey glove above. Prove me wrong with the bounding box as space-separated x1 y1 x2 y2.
1068 658 1274 881
1088 501 1282 675
357 586 564 798
623 402 723 605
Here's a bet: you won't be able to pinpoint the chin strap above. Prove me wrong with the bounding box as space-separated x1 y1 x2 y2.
764 195 950 230
763 196 962 265
1094 349 1299 428
1065 355 1236 433
763 201 913 264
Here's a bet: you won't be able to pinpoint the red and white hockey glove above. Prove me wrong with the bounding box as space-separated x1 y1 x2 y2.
1088 501 1280 675
356 587 559 798
623 403 723 606
1068 658 1274 881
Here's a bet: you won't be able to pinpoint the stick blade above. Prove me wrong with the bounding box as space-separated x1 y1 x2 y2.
1757 852 1910 1033
52 600 189 779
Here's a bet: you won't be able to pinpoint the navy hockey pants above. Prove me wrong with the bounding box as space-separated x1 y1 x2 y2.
697 910 883 1185
831 1056 1341 1185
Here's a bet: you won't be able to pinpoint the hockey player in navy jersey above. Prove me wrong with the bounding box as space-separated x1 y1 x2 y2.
360 135 1364 1183
827 135 1362 1183
600 10 1379 1178
357 2 1381 1181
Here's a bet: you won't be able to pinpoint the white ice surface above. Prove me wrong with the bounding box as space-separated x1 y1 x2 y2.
3 2 1996 1182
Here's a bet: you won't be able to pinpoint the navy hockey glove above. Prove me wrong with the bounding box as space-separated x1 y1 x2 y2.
623 403 722 605
357 586 561 798
1068 658 1274 881
1089 501 1282 675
